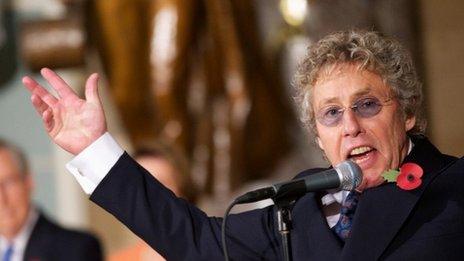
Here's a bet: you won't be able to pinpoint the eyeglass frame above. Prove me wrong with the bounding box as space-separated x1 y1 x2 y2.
315 96 395 127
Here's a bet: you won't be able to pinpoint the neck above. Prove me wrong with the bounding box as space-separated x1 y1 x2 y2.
401 137 413 162
1 230 18 242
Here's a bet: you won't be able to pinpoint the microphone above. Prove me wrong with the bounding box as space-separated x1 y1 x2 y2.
235 160 362 204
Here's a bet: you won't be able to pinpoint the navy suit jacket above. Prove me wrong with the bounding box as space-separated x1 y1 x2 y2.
24 212 103 261
91 136 464 260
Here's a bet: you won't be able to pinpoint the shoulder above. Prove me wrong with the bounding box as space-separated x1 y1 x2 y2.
34 213 103 253
410 135 458 162
36 214 99 242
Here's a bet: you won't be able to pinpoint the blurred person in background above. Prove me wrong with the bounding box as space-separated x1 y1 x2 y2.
109 144 195 261
0 138 103 261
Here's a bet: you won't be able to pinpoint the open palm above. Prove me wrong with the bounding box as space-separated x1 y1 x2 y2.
23 68 107 155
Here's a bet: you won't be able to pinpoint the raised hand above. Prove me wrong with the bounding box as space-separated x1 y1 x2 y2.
22 68 107 155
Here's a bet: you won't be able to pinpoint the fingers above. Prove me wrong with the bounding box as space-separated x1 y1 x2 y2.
22 76 58 107
22 76 38 93
24 69 100 107
42 108 55 133
84 73 101 104
40 68 78 98
31 94 50 116
30 94 55 132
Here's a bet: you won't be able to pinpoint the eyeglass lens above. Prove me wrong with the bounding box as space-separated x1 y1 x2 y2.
317 97 384 127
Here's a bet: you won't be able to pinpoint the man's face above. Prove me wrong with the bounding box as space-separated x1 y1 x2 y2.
312 64 415 190
0 149 32 239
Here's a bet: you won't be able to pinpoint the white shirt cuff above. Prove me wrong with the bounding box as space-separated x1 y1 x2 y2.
66 132 124 195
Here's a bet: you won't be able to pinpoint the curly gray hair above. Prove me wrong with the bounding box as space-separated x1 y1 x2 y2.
294 30 425 136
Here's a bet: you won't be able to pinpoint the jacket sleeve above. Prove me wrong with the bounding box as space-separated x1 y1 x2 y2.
90 152 282 260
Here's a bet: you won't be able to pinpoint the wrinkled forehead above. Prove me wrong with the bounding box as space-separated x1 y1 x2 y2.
312 63 392 104
313 62 368 85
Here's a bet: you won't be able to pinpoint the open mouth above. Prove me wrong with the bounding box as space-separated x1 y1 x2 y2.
347 146 376 165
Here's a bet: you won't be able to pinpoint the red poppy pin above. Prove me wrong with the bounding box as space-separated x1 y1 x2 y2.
381 163 424 190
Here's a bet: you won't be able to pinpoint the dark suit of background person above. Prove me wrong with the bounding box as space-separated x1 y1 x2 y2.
23 213 103 261
0 139 103 261
90 135 464 260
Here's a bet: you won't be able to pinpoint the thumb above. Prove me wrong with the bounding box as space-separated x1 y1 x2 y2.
85 73 101 103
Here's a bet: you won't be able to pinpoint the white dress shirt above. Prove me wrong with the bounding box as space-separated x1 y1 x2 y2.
0 208 39 261
66 132 123 195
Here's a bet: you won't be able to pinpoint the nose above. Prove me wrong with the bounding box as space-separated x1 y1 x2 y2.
342 109 362 137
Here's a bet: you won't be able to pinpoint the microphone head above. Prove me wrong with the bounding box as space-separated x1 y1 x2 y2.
334 160 363 190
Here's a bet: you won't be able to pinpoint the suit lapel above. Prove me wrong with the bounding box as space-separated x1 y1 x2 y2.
341 180 421 260
341 136 458 260
292 192 342 260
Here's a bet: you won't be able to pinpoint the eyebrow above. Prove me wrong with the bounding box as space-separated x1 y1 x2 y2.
318 86 374 106
352 87 373 99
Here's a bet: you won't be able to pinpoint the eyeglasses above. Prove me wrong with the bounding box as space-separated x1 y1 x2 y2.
315 97 394 127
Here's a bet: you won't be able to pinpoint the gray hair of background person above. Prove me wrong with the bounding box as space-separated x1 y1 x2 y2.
293 29 426 136
0 138 29 175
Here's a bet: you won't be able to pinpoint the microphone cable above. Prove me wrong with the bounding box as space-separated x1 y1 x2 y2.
221 199 238 261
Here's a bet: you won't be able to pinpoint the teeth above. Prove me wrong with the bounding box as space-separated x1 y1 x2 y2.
353 156 369 164
350 146 373 156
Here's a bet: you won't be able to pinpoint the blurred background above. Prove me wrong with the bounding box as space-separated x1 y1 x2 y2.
1 0 463 257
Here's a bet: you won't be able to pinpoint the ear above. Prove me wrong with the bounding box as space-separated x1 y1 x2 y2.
405 115 416 132
315 136 325 151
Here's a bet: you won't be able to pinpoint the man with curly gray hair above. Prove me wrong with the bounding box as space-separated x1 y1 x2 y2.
293 29 429 191
23 29 464 260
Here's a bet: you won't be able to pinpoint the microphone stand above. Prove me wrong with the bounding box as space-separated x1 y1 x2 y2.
275 199 294 261
226 162 361 260
272 181 308 261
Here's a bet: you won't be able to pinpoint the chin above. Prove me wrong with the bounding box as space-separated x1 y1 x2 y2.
354 166 382 189
358 175 385 191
